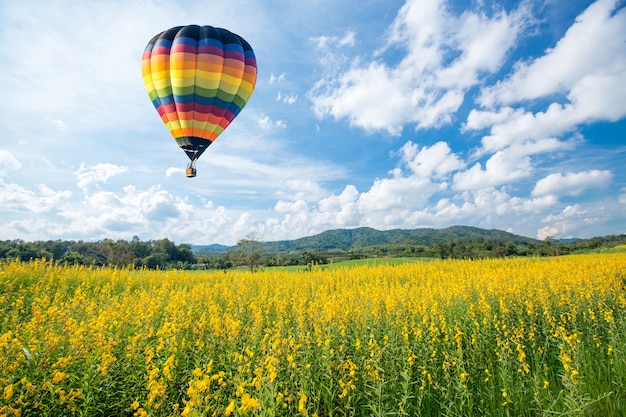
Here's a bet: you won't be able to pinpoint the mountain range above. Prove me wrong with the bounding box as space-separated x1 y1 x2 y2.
192 226 541 254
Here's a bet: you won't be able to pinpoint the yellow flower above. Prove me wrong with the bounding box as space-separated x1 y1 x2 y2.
298 392 308 414
181 404 192 417
240 393 260 410
133 408 148 417
52 370 66 384
3 384 13 401
501 389 511 406
225 400 236 416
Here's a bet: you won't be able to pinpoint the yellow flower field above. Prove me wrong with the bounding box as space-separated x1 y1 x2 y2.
1 254 625 416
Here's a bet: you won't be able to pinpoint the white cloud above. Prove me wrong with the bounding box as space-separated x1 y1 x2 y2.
536 204 598 240
474 89 625 155
53 184 193 238
311 30 356 50
0 180 71 213
463 107 521 131
511 194 560 215
479 0 626 107
338 31 356 47
269 72 287 84
0 2 158 135
75 163 128 192
453 143 537 190
436 5 529 89
543 205 586 222
311 62 412 135
317 185 360 225
358 174 435 213
51 118 69 132
537 225 563 241
276 91 298 104
470 0 626 154
258 115 286 130
281 179 327 202
0 150 21 173
400 141 465 179
165 167 185 177
454 136 579 189
310 0 528 133
532 170 613 197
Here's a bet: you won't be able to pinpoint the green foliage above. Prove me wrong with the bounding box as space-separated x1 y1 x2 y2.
0 237 197 269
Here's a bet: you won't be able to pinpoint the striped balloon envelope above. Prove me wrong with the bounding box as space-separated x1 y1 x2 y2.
142 25 257 177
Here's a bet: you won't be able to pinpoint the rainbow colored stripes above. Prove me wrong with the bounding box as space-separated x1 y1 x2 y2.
142 25 257 161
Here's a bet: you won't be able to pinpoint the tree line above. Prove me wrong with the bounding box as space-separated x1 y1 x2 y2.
0 237 196 269
1 233 624 270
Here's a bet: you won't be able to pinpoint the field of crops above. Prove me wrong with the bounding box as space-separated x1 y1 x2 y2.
1 254 625 416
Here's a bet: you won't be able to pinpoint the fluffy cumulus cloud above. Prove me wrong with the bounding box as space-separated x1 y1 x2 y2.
532 170 613 197
399 141 465 179
0 150 72 214
68 185 190 232
309 0 528 134
453 138 578 190
535 204 603 240
0 181 71 214
255 138 564 240
75 163 128 193
470 0 626 153
479 0 626 108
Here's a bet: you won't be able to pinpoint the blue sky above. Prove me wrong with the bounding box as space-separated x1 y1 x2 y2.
1 0 625 245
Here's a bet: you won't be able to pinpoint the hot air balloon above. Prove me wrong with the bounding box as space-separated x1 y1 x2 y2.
142 25 257 177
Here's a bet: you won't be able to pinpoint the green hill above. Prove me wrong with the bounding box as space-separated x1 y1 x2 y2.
193 225 540 254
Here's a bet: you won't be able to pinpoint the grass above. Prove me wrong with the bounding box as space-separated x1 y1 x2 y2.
273 256 432 272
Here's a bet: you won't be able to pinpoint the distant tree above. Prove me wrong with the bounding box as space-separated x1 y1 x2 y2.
60 251 86 265
435 242 450 259
236 231 265 272
72 241 109 266
41 240 71 259
302 251 326 265
153 238 177 259
493 245 509 258
143 252 168 269
174 243 196 266
263 255 281 267
104 239 134 267
197 254 214 270
130 236 151 260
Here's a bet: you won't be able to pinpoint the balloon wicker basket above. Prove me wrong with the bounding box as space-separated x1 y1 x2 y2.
186 163 197 178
